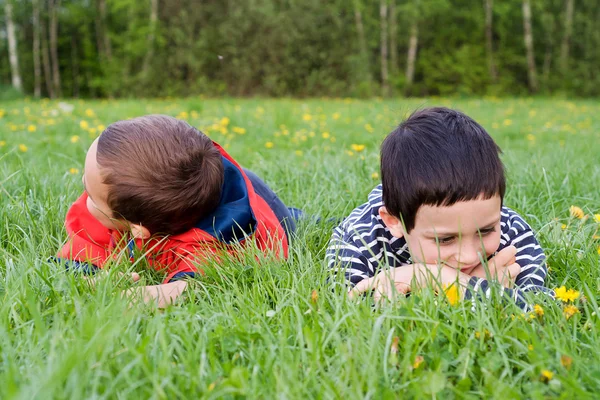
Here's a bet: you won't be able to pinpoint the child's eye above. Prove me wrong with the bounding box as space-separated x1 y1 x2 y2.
436 236 455 245
479 228 496 236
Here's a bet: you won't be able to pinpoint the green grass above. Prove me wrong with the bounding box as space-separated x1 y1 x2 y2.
1 97 599 398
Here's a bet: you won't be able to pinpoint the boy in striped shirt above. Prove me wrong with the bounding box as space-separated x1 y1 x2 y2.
326 107 552 310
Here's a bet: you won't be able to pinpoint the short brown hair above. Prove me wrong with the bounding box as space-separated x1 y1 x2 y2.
97 115 224 235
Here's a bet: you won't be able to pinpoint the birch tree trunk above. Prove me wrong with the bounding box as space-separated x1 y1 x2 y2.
353 0 371 93
33 0 42 97
405 21 418 94
40 11 55 98
380 0 389 97
389 0 398 78
49 0 62 97
522 0 538 93
95 0 112 61
143 0 159 75
559 0 574 72
484 0 498 83
5 1 23 91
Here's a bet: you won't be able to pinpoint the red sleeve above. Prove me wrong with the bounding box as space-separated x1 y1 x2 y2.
56 193 112 268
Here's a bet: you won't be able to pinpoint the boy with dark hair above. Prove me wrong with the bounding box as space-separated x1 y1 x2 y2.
326 107 552 310
57 115 294 306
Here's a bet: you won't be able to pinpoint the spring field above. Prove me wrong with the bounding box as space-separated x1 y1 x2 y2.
1 97 599 398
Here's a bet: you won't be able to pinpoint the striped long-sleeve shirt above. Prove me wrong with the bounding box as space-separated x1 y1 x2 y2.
326 185 553 310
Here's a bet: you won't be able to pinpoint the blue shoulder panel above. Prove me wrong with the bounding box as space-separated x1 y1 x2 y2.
194 157 257 244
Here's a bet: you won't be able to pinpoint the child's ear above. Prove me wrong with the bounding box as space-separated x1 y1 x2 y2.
379 206 405 238
130 223 151 240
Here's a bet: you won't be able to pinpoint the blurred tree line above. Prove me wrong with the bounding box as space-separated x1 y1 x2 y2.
1 0 599 99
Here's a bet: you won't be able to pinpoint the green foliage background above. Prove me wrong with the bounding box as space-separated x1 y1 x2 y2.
1 0 599 98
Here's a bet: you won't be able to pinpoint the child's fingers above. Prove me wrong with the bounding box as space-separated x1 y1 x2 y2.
348 276 375 299
489 245 517 269
501 263 521 288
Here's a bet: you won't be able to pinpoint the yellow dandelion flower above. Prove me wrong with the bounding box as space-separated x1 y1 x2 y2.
503 119 512 126
533 304 544 316
310 289 318 304
593 214 600 223
350 144 365 152
561 224 567 230
570 206 585 219
302 114 312 121
88 128 97 135
27 125 36 132
528 344 534 351
371 172 379 179
232 127 246 135
560 355 572 370
80 120 89 130
18 144 28 152
345 150 354 156
295 150 303 156
69 168 80 174
265 142 274 149
220 117 230 126
563 304 579 320
85 109 95 117
597 246 600 256
0 109 4 118
529 110 537 117
219 126 228 134
554 286 580 302
97 124 106 132
332 112 341 120
492 122 499 129
540 370 554 383
443 283 460 305
330 137 336 143
527 134 535 142
0 140 6 147
412 355 424 369
70 135 80 143
364 123 374 133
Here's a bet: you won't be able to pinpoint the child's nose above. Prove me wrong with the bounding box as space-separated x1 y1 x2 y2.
458 241 482 266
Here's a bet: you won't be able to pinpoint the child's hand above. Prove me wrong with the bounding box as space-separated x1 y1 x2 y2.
123 280 188 308
348 266 414 303
348 264 469 303
470 245 520 288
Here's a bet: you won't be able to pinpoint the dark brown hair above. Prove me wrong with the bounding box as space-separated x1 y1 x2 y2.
381 107 505 233
97 114 224 235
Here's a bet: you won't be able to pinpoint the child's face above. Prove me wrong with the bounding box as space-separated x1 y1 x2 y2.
82 138 127 231
380 195 502 274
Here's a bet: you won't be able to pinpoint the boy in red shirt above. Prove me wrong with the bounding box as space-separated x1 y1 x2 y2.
56 115 293 306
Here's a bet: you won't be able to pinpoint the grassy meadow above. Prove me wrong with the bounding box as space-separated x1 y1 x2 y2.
1 97 599 398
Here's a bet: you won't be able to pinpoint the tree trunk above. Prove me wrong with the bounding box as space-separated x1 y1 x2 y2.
522 0 538 93
484 0 498 83
5 1 23 91
380 0 389 97
33 0 42 97
389 0 398 79
40 10 55 98
95 0 112 61
49 0 62 97
559 0 574 72
353 0 371 93
405 21 418 94
71 33 79 98
143 0 159 75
